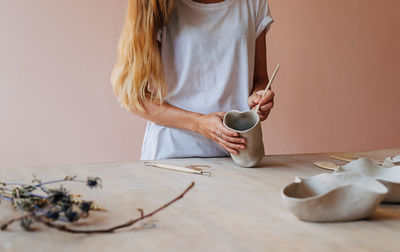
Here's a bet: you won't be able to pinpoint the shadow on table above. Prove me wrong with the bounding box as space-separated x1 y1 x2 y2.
255 159 290 169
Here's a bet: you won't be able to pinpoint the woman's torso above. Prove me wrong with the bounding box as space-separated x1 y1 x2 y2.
141 0 264 160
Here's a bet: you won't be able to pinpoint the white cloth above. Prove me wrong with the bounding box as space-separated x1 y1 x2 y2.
141 0 273 160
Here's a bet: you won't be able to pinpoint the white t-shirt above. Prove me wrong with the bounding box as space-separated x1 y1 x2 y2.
141 0 273 160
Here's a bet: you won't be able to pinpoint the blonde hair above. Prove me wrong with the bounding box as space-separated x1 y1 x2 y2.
111 0 176 111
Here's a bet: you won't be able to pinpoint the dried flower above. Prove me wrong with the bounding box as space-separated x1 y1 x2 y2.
20 217 33 231
65 209 79 222
79 201 92 217
0 175 194 234
46 209 60 221
32 175 42 184
64 175 77 181
87 177 102 189
14 199 35 212
22 186 36 193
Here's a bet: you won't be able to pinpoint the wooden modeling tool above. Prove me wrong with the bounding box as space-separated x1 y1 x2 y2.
144 162 212 176
329 154 384 166
313 161 339 171
314 155 387 171
329 155 356 163
254 63 280 113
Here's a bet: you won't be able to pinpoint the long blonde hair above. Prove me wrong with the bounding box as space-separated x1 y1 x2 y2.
111 0 176 111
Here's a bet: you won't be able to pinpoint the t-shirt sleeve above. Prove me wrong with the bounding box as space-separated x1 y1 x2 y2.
254 0 274 38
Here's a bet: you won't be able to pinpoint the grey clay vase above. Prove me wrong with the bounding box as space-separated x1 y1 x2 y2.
223 110 264 168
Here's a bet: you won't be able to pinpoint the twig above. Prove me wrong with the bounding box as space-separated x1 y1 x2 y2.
1 214 31 230
36 182 195 233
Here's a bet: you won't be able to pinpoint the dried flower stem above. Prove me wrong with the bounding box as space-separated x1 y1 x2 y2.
37 179 86 187
36 182 195 233
1 214 31 230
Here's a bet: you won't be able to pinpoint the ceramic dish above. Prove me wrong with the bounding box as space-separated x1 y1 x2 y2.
335 158 400 203
383 155 400 168
281 172 387 222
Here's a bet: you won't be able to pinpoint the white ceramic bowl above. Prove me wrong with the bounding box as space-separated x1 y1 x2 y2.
335 158 400 203
281 172 387 222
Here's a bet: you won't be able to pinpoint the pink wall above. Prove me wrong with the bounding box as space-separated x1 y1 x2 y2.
1 0 399 168
264 0 400 154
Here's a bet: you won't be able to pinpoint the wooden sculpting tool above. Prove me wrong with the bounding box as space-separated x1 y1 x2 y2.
315 154 393 171
254 63 280 113
144 162 212 176
329 155 356 163
329 154 384 166
313 161 339 171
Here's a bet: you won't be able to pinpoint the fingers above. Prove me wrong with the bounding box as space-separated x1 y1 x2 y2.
223 145 239 155
248 90 275 110
213 128 246 154
213 113 238 137
209 112 247 154
248 93 262 107
255 90 274 121
259 100 274 112
215 112 226 120
220 133 246 144
258 90 274 106
219 125 239 137
257 111 270 121
215 133 245 155
213 126 246 154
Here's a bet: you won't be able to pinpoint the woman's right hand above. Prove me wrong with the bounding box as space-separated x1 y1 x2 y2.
195 112 246 155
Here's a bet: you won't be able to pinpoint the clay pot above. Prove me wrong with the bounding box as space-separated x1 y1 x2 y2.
335 158 400 203
223 110 264 168
281 172 387 222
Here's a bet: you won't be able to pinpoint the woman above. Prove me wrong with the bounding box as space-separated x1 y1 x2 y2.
111 0 274 160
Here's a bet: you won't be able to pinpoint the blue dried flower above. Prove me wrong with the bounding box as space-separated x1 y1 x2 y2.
65 210 79 222
86 177 102 189
46 209 60 220
20 217 33 231
47 187 70 204
80 201 92 215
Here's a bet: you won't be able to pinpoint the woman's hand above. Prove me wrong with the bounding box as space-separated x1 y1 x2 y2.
195 112 246 155
248 90 275 121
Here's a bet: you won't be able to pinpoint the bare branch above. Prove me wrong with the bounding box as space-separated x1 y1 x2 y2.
36 182 195 233
1 214 31 230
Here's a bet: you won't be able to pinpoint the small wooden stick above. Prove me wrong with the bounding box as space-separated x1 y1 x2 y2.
254 63 280 113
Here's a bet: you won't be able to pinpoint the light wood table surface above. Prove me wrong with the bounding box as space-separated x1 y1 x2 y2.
1 149 399 252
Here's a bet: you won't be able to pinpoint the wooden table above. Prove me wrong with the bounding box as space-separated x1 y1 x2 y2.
1 149 399 251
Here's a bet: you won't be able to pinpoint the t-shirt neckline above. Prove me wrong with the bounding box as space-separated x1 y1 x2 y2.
181 0 235 10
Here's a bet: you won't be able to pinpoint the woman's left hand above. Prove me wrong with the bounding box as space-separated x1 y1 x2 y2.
248 90 275 121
